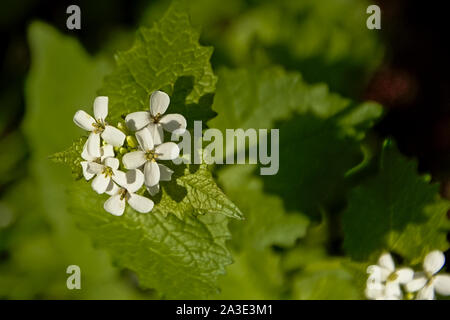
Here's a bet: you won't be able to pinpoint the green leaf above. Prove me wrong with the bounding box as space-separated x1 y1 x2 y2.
154 164 243 220
217 165 309 250
0 21 151 299
343 140 450 263
210 67 382 219
52 1 242 298
147 0 384 96
213 151 309 300
214 249 285 299
50 137 86 180
69 180 231 299
291 258 361 300
99 0 217 127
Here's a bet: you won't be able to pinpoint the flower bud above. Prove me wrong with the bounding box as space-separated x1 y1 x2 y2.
126 135 138 148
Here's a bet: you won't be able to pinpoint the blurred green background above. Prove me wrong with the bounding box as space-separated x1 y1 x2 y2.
0 0 449 299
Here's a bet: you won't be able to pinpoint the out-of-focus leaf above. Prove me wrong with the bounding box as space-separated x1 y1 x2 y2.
142 0 384 96
215 249 285 300
218 165 309 250
0 131 28 186
210 67 382 219
0 21 150 299
343 140 450 263
291 259 361 300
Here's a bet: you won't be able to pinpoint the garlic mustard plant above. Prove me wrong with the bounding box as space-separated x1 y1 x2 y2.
125 90 187 145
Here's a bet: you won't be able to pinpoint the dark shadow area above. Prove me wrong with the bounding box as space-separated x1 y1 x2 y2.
170 76 217 128
258 113 363 221
265 44 371 98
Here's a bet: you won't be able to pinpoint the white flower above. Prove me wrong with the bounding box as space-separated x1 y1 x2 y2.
80 143 115 181
365 253 414 300
73 96 126 158
85 157 122 195
125 90 187 145
405 250 450 300
122 127 177 195
103 169 154 216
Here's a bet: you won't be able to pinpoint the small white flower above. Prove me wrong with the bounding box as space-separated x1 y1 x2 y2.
85 157 122 195
73 96 126 158
365 252 413 300
122 127 177 195
125 90 187 145
103 169 154 216
405 250 450 300
80 143 115 181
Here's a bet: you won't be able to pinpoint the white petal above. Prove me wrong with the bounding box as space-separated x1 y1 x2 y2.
416 284 435 300
365 282 385 300
101 144 115 161
81 141 96 161
148 123 164 145
396 268 414 284
122 151 146 169
125 111 151 131
102 125 125 147
385 282 402 299
367 265 390 282
91 175 111 194
104 194 126 216
378 253 395 272
81 161 95 181
135 127 154 151
86 132 101 158
150 90 170 116
160 113 187 134
155 142 180 160
93 96 108 121
158 164 174 181
111 170 127 189
128 193 154 213
73 110 95 131
378 295 400 300
87 162 104 175
434 275 450 296
104 157 119 170
424 250 445 275
105 181 120 196
367 265 385 283
144 161 160 187
147 184 160 196
405 275 428 292
126 169 145 193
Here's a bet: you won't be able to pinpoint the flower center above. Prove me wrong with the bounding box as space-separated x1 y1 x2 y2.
92 120 106 134
145 149 158 161
387 272 398 282
102 166 114 178
119 188 128 201
152 113 162 124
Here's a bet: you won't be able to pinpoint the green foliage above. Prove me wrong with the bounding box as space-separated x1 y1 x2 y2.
69 180 232 299
213 165 308 299
210 67 382 219
51 1 242 299
142 0 384 96
99 0 217 127
3 0 448 301
218 165 309 250
208 65 381 299
0 21 149 299
343 140 450 264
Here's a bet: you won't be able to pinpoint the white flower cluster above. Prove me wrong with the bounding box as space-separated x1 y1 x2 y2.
73 91 186 216
366 250 450 300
